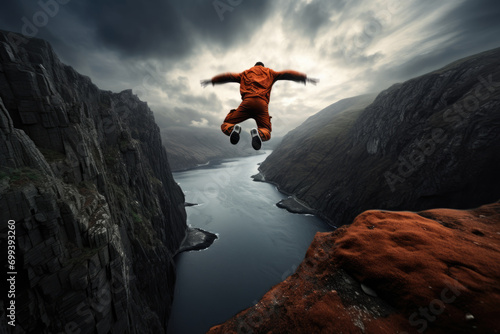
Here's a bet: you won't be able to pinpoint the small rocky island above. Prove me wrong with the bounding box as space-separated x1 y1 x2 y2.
177 226 218 254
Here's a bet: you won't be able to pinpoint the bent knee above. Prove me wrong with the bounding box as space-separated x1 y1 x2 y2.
221 123 232 136
259 130 271 141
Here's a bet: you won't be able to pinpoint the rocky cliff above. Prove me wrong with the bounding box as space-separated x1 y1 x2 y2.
259 47 500 226
208 202 500 333
0 30 187 333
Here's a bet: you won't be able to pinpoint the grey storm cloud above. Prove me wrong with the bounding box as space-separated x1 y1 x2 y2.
1 0 500 135
378 0 500 83
1 0 270 60
76 0 272 59
283 0 340 40
2 0 500 75
2 0 500 63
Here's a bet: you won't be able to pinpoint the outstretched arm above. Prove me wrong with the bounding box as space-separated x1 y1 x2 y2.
200 79 212 88
201 72 241 87
274 70 319 85
274 70 307 83
306 77 319 85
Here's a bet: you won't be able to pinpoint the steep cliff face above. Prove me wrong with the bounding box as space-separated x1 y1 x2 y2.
209 202 500 334
259 47 500 226
0 31 186 333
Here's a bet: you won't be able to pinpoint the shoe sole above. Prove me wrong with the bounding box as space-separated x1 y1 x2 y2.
230 125 241 145
250 129 262 150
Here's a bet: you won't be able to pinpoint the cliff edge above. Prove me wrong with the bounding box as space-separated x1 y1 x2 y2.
0 31 186 333
209 202 500 333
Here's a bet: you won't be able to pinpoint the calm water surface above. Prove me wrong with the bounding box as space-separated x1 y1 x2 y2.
167 151 332 334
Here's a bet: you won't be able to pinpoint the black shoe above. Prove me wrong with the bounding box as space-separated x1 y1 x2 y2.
230 124 241 145
250 128 262 150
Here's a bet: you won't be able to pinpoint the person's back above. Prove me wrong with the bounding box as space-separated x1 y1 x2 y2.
201 62 317 150
239 65 276 103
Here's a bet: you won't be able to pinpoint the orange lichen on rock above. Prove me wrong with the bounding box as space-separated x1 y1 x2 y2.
335 204 500 332
207 203 500 334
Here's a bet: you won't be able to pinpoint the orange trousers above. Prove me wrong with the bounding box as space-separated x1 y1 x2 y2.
221 97 272 141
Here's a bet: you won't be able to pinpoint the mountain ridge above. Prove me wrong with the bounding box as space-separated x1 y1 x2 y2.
259 46 500 226
162 125 261 171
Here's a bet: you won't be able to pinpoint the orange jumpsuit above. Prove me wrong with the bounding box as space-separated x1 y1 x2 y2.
212 66 307 141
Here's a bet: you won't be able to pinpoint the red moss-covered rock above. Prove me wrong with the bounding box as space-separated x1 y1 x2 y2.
208 203 500 334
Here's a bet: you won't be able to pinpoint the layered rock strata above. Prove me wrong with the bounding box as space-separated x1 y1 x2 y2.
0 30 186 333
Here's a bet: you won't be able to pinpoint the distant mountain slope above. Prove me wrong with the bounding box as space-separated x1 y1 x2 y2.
259 94 376 189
161 126 260 171
259 47 500 226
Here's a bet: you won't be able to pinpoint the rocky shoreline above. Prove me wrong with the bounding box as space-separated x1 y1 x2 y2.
252 173 317 216
176 227 218 254
276 197 316 215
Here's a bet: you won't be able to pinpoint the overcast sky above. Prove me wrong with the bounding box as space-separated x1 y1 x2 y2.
2 0 500 137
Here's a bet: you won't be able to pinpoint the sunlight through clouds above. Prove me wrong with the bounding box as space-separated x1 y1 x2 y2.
2 0 498 137
125 0 497 137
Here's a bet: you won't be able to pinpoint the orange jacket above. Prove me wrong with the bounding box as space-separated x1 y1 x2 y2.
211 66 307 104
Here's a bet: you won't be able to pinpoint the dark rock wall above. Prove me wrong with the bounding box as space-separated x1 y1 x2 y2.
0 31 186 333
260 47 500 226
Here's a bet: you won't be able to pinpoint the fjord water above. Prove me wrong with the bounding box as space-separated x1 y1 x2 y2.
167 152 332 334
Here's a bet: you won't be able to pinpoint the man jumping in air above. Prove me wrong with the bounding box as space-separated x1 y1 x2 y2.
201 62 318 150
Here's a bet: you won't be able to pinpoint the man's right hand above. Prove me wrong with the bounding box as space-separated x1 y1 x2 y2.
200 79 212 88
